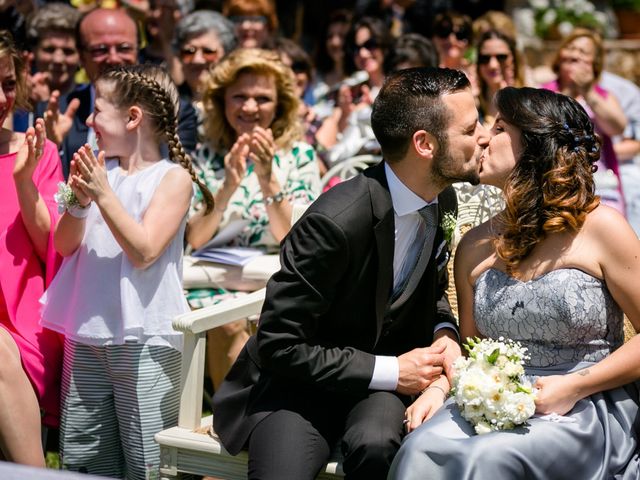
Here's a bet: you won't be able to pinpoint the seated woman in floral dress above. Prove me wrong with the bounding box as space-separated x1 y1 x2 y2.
185 48 321 389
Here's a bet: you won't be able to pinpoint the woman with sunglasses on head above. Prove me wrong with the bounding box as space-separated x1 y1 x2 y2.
542 28 627 216
223 0 278 49
475 29 526 128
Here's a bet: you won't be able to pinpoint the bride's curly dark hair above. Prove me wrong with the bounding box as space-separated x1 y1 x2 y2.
493 87 601 273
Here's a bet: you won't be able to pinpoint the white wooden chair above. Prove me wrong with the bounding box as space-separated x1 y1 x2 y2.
320 154 381 189
154 289 345 479
155 203 344 479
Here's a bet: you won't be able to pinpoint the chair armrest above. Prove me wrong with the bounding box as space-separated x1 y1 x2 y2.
173 288 267 335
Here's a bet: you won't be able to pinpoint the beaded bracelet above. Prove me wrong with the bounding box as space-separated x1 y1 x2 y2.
264 191 285 205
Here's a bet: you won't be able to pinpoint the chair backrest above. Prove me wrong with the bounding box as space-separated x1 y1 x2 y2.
447 183 505 318
320 155 381 189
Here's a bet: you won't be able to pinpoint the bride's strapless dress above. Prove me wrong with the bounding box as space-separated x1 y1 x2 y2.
389 268 640 480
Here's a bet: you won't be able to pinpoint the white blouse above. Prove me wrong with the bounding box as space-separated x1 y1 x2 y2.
41 159 190 351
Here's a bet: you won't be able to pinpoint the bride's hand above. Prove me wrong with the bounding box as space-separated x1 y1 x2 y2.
534 375 581 416
404 385 447 434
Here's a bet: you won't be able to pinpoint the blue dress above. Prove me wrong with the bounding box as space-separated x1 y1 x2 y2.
389 268 640 479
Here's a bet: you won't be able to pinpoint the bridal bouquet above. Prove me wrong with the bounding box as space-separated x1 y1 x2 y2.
451 337 536 435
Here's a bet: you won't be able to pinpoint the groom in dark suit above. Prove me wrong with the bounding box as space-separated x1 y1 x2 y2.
213 67 490 479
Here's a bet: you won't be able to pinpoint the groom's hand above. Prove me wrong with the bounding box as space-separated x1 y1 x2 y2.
396 345 445 396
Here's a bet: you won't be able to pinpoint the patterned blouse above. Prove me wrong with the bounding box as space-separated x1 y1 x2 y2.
187 140 322 308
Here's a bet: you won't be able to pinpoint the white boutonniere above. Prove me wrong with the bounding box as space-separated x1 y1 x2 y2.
441 211 458 246
53 182 80 214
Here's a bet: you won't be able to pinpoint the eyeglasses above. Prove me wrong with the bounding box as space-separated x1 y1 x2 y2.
86 43 136 59
180 45 220 63
433 25 470 41
229 15 268 25
477 53 511 65
354 38 379 52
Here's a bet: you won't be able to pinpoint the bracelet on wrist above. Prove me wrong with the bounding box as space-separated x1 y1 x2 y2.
421 385 448 400
264 191 285 206
66 203 92 219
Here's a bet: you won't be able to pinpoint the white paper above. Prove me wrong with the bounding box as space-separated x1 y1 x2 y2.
196 219 251 250
191 246 264 266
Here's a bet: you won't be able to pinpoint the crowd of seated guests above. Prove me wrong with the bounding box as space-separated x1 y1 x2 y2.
0 0 639 475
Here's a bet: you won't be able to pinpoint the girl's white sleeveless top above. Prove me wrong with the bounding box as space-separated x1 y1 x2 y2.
41 159 190 351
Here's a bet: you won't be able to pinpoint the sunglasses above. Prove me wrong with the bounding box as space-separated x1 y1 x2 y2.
434 25 470 41
477 53 511 65
180 45 220 63
229 15 268 25
354 38 379 52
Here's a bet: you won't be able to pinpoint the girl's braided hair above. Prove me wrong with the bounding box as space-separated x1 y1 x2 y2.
99 64 214 214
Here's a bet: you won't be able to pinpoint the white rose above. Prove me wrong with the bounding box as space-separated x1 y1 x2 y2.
475 421 493 435
558 21 574 37
530 0 549 10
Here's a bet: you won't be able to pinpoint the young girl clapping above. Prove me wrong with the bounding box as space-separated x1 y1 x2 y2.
41 64 213 479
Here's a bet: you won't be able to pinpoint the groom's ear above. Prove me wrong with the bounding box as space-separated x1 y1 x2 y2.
412 130 438 160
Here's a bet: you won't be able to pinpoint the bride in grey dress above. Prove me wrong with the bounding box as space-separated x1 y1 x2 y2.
389 87 640 479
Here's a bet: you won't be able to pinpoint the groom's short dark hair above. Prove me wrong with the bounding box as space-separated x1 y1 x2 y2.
371 67 470 163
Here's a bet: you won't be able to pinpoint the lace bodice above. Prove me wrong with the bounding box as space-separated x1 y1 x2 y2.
474 268 623 368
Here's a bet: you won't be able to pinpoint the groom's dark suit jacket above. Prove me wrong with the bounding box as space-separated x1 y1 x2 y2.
213 161 458 454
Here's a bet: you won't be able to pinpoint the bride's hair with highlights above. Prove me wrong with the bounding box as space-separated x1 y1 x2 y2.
493 87 601 273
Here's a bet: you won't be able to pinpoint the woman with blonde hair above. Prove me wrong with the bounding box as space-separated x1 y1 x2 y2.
543 28 627 215
186 48 321 388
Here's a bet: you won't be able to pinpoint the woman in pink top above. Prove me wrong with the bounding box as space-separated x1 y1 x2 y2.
542 28 627 215
0 30 63 466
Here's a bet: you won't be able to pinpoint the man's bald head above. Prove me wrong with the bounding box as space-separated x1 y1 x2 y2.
77 8 139 81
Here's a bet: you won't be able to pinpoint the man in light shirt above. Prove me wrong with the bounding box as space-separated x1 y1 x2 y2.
213 67 490 479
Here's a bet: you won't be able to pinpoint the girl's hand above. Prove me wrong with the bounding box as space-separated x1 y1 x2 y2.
68 156 92 207
14 118 46 182
534 374 581 416
404 385 448 433
74 144 110 203
249 127 276 181
223 133 250 192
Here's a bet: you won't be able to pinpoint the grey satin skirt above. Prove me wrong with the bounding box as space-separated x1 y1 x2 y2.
389 365 640 480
